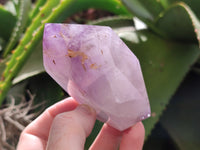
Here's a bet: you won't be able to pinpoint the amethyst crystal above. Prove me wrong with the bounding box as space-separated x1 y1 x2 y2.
43 23 151 131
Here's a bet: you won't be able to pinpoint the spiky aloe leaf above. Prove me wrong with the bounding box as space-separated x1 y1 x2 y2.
168 0 200 19
12 41 44 84
181 2 200 46
3 0 31 57
29 0 47 20
122 1 200 45
182 0 200 19
155 2 200 45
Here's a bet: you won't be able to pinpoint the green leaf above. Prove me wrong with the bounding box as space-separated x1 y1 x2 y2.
121 30 200 136
160 72 200 150
143 123 179 150
82 0 130 15
56 0 131 22
122 1 200 44
89 15 134 28
159 0 171 9
155 2 200 45
13 41 44 84
3 0 31 57
0 56 11 76
180 2 200 46
168 0 200 20
182 0 200 19
122 0 154 21
29 0 47 20
122 0 167 21
0 5 17 40
121 0 166 37
27 73 64 107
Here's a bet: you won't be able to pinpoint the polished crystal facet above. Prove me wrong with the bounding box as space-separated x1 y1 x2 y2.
43 23 151 131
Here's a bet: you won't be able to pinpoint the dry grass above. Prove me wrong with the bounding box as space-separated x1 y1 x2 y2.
0 92 45 150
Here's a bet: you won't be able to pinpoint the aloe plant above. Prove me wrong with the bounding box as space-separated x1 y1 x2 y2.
0 0 200 149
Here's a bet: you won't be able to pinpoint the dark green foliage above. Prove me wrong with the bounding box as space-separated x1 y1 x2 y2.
27 73 65 107
161 72 200 150
0 5 16 40
122 0 200 45
143 123 179 150
4 0 31 57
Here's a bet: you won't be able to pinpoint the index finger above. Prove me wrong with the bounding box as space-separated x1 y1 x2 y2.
17 97 78 150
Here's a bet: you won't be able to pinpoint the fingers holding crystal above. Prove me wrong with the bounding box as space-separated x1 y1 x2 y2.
90 122 145 150
119 122 145 150
46 104 96 150
89 124 122 150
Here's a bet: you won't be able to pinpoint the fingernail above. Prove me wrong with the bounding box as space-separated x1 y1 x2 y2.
76 104 96 115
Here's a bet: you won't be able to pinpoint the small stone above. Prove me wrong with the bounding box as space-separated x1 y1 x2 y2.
43 23 151 131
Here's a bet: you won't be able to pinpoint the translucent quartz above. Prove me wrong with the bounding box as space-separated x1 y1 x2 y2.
43 23 151 131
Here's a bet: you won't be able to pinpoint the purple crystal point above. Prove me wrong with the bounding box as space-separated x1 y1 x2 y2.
43 23 151 131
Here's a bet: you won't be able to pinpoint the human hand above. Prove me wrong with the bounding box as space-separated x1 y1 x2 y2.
17 97 145 150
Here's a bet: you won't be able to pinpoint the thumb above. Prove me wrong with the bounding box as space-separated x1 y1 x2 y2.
46 104 96 150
